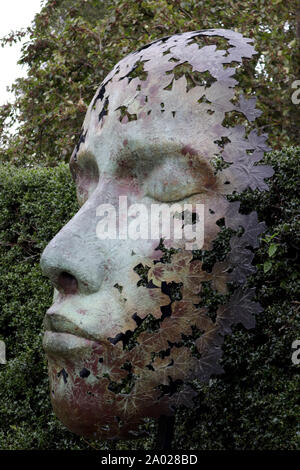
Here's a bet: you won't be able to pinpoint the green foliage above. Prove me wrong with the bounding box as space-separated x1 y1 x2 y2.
0 147 299 449
0 163 83 449
0 0 299 165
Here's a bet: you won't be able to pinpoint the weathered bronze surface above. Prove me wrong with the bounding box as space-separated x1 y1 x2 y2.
40 29 273 440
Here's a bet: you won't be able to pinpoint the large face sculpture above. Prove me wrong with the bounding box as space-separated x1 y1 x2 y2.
40 29 273 440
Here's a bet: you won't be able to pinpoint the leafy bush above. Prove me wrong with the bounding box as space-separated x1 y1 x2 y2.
0 147 299 449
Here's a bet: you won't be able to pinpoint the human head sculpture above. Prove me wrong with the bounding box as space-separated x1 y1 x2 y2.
40 29 274 440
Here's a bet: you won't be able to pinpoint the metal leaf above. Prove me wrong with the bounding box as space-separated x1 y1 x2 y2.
235 94 262 122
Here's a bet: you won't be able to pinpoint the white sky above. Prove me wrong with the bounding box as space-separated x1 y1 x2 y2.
0 0 44 106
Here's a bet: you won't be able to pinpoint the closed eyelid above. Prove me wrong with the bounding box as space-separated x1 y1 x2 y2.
114 145 215 178
143 155 217 202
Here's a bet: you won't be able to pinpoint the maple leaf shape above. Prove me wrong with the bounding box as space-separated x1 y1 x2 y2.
228 242 256 283
136 304 211 353
202 195 230 250
202 29 256 62
147 264 177 287
80 30 274 417
161 301 198 342
169 302 213 333
195 327 223 355
225 204 266 250
224 201 243 229
213 66 238 87
168 384 198 409
168 347 198 381
150 355 174 386
171 251 194 270
247 129 271 152
127 341 153 371
115 391 143 419
130 369 173 418
147 251 193 287
148 253 210 304
222 125 254 162
216 287 263 334
181 283 202 303
138 303 214 350
117 363 174 418
235 94 262 122
204 81 235 113
160 75 206 115
114 258 168 332
152 347 197 385
176 43 226 75
210 261 232 293
137 324 179 359
148 263 182 287
135 328 172 360
238 158 274 191
220 157 274 193
192 343 224 381
226 212 266 249
181 259 212 301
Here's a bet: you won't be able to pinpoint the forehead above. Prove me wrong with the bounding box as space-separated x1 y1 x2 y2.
72 29 256 167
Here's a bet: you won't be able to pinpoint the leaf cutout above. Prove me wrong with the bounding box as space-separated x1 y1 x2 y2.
222 125 254 162
238 213 266 248
235 94 262 122
210 261 231 293
220 158 274 193
247 129 271 152
169 384 198 409
225 205 266 249
193 340 224 381
195 327 223 355
216 287 263 334
228 244 256 283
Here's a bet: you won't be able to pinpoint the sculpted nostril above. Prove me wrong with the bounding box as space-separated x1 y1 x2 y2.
58 271 78 295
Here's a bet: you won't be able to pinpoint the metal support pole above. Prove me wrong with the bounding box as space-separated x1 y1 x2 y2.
156 415 175 450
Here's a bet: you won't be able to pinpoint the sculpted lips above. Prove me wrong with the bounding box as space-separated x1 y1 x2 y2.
43 310 106 354
43 331 99 355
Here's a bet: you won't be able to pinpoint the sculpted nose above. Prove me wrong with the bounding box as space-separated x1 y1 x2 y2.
40 206 105 295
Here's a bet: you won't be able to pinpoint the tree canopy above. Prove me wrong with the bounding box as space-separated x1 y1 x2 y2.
0 0 299 165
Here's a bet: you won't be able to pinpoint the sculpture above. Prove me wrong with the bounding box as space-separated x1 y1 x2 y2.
40 29 273 440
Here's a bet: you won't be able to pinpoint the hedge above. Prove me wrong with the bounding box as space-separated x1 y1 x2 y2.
0 147 299 450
